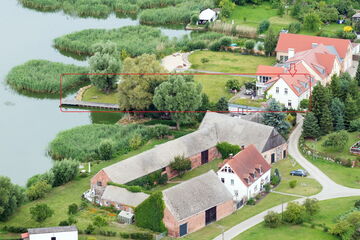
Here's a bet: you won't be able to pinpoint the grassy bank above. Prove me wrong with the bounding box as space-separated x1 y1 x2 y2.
273 157 322 196
188 50 275 102
48 124 162 161
6 60 88 95
82 86 118 104
53 25 170 58
234 196 359 240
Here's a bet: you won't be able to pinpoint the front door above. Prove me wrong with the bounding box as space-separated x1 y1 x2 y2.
283 150 287 159
201 150 209 165
271 153 275 163
205 206 217 225
179 223 187 237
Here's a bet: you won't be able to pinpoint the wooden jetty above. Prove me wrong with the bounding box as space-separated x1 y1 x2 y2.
61 99 120 110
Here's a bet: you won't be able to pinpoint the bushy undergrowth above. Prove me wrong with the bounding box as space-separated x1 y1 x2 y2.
54 25 169 57
48 124 169 161
6 60 89 94
139 0 213 25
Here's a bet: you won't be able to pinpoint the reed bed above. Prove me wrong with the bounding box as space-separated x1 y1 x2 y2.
6 60 89 94
210 22 258 39
53 25 169 57
139 0 214 25
48 124 159 161
19 0 188 18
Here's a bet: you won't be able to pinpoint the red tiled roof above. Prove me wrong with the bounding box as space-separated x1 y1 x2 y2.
266 62 317 96
21 232 29 238
256 65 284 76
287 44 337 77
226 144 271 187
276 33 351 59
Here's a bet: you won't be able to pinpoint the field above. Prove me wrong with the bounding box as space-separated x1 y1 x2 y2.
227 3 297 33
272 157 322 196
305 131 360 161
234 196 359 240
82 86 118 104
188 50 275 102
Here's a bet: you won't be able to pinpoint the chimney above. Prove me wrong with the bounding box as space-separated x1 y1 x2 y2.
312 42 318 48
229 153 233 159
241 145 245 150
288 48 295 59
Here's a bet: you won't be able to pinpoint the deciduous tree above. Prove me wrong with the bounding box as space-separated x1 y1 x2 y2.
89 42 121 93
30 204 54 223
153 75 202 130
0 177 24 221
264 28 278 56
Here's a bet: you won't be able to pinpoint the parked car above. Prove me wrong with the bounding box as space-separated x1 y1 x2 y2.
245 89 254 95
290 169 307 177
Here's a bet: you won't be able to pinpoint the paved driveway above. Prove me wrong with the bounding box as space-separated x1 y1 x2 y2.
213 115 360 240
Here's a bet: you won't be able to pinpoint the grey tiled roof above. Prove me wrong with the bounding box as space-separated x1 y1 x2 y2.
101 185 149 207
28 226 77 234
162 170 233 221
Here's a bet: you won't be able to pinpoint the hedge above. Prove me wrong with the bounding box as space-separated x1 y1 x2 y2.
216 142 241 159
135 192 166 233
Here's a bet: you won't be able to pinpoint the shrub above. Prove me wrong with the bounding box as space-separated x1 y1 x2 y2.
129 134 143 150
270 175 281 186
288 22 301 33
355 200 360 209
257 20 270 34
51 159 79 187
264 183 271 193
85 224 95 234
68 203 79 215
257 43 264 51
3 226 27 233
129 232 154 240
6 60 89 95
216 142 241 159
349 119 360 132
0 177 25 221
283 202 307 224
59 220 69 226
289 180 297 188
322 130 349 150
26 180 52 201
244 40 255 50
191 14 199 25
170 155 191 177
264 211 281 228
149 124 170 139
30 203 54 223
201 57 209 64
135 192 166 232
97 139 114 160
93 216 108 228
226 79 241 91
303 198 320 216
209 40 222 51
247 198 256 205
219 37 232 47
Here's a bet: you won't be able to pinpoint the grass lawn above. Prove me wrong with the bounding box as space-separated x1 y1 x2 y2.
0 129 194 236
173 159 223 182
227 3 297 31
230 98 266 108
180 193 298 240
82 85 118 104
189 50 275 102
305 131 360 161
305 155 360 189
273 157 322 196
234 196 359 240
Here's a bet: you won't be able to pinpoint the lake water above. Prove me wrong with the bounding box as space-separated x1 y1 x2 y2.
0 0 189 185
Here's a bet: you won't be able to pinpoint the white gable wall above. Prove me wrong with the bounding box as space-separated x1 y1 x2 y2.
217 164 271 201
29 231 78 240
267 78 303 109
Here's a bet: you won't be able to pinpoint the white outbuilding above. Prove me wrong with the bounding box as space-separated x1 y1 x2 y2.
198 8 218 24
22 226 78 240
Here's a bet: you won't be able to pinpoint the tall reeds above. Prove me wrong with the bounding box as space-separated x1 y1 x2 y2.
210 22 258 39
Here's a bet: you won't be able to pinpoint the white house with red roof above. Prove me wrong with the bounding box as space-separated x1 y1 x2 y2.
275 33 352 72
217 145 271 206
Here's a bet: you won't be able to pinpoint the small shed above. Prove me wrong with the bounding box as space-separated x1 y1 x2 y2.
352 12 360 22
198 9 217 24
118 211 134 224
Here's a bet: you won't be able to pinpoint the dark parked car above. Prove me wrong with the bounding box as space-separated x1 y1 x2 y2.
290 169 307 177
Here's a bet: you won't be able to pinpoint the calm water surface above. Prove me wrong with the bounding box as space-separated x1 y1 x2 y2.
0 0 189 185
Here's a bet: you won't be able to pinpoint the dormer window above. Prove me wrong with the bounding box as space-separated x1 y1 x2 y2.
284 88 288 94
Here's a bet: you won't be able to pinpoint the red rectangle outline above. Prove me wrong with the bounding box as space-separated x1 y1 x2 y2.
60 72 312 113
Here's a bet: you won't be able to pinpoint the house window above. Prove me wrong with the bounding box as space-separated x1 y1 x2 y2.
288 100 292 107
234 190 238 196
276 87 279 93
284 88 288 94
97 181 102 187
221 178 225 183
51 237 56 240
231 179 234 185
